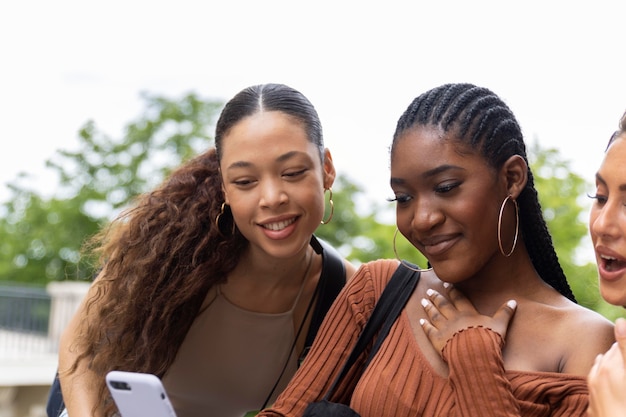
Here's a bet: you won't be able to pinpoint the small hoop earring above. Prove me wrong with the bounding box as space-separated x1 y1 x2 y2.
215 202 236 236
497 195 519 257
393 228 433 272
320 188 334 225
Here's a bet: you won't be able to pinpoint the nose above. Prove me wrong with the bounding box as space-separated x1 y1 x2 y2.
590 200 619 241
259 179 288 208
410 197 444 232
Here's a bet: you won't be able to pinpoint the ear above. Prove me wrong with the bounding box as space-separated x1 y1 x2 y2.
501 155 528 199
322 148 337 189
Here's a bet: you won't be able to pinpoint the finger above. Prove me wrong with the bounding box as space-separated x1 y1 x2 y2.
442 283 477 312
421 297 443 326
419 318 438 341
492 300 517 339
425 288 455 318
602 342 622 367
588 353 603 381
614 318 626 369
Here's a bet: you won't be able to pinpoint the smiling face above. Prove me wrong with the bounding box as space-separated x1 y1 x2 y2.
390 126 512 282
219 110 335 259
589 135 626 307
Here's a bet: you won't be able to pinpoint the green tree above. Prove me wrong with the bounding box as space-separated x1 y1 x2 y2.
1 91 623 322
530 142 624 320
0 92 222 283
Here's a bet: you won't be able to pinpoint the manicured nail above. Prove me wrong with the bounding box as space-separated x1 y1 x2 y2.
442 282 450 289
421 298 429 307
426 288 435 296
419 318 426 326
616 318 626 337
507 300 517 309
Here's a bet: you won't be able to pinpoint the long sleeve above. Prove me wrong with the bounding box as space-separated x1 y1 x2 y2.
258 262 591 417
444 327 520 416
258 260 397 417
443 326 589 417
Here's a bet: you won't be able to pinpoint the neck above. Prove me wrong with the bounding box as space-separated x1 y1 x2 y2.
230 244 313 289
454 247 546 314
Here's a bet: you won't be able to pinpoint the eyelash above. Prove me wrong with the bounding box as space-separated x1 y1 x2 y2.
284 169 307 178
435 182 460 193
388 182 461 204
587 193 607 204
231 169 308 186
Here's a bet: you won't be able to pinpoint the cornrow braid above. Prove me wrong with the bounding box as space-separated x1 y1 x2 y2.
392 83 577 302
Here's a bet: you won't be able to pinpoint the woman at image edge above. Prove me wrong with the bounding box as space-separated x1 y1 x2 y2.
57 84 356 417
587 110 626 417
258 83 615 417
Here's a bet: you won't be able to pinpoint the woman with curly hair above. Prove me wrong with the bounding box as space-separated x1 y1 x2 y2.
55 83 356 417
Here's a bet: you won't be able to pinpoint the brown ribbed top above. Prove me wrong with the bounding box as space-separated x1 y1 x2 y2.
258 259 589 417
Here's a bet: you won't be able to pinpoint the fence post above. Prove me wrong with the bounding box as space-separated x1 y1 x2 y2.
45 282 90 350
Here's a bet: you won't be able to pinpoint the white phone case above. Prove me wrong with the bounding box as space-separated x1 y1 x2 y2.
106 371 177 417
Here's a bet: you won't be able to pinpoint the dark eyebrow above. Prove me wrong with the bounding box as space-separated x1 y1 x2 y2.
390 164 465 186
226 150 305 171
596 172 626 192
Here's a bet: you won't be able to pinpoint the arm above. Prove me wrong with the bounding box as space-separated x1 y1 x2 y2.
258 261 389 416
58 280 106 417
588 317 626 417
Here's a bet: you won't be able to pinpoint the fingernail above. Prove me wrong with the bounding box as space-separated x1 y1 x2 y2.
616 318 626 337
507 300 517 309
419 318 426 326
421 298 429 307
426 288 435 296
442 282 450 289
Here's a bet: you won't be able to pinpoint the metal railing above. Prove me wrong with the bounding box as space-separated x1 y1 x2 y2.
0 284 56 358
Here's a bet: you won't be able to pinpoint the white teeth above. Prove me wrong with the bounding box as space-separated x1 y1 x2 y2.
263 218 295 231
601 255 617 261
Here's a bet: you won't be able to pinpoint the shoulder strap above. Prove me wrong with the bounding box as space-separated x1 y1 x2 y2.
303 236 347 354
322 262 420 400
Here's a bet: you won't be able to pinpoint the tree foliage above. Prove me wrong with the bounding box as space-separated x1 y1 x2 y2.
0 93 621 320
0 92 221 282
529 143 624 320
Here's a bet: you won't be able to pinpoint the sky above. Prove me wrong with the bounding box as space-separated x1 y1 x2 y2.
1 0 625 228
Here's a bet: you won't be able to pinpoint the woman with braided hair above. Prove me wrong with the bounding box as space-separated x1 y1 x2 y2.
258 83 614 417
587 109 626 417
55 83 356 417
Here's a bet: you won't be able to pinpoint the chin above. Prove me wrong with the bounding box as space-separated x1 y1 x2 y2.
600 286 626 308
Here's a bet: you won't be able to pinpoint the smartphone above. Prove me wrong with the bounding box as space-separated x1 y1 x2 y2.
106 371 177 417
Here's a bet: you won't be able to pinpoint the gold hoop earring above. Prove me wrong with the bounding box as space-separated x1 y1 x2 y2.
320 188 334 225
392 228 433 272
497 195 519 257
215 202 236 236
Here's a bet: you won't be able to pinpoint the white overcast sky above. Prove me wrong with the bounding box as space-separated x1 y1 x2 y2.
1 0 625 214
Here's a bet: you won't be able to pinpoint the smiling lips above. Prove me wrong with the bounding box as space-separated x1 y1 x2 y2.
260 217 297 231
419 234 460 257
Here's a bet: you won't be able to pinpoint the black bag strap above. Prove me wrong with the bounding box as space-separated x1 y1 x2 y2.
322 262 420 401
303 236 347 355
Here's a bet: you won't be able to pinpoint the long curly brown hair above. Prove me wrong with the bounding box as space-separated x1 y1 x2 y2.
71 148 247 414
69 83 325 416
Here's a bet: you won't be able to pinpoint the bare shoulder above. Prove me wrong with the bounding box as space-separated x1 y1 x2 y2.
553 301 615 375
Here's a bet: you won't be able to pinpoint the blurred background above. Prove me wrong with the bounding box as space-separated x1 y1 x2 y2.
1 1 625 415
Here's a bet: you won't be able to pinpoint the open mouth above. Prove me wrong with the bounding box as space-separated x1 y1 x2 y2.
261 217 297 231
601 255 626 272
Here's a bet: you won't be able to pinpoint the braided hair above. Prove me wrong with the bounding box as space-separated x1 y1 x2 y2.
391 83 576 302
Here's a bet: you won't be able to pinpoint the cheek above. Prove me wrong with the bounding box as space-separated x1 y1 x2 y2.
395 207 412 232
588 209 599 239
